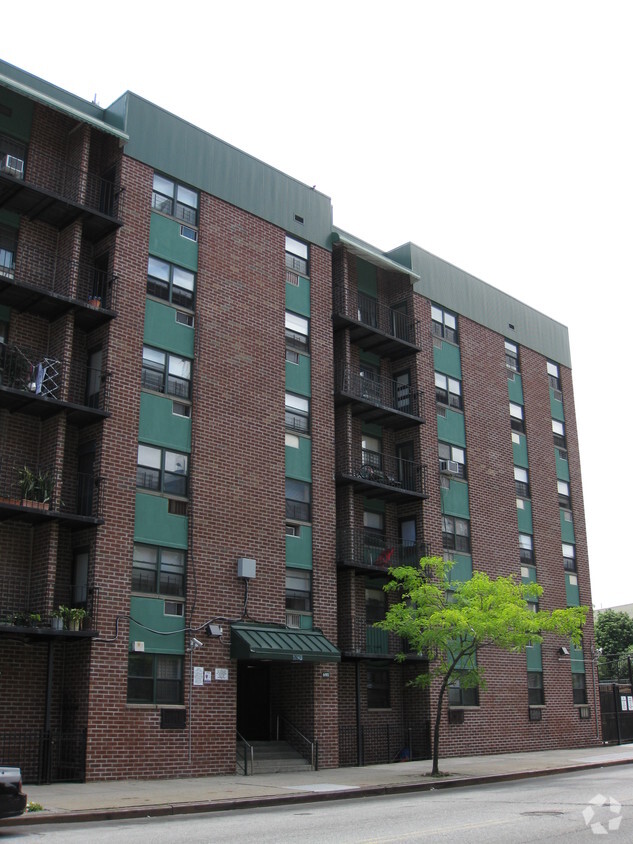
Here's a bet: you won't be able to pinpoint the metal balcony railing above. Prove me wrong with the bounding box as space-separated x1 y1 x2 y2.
0 462 104 521
336 529 428 571
337 450 428 499
343 617 404 657
0 571 99 634
333 285 422 351
335 366 424 424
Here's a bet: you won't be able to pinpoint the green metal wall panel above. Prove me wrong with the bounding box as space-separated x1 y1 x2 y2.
129 595 185 654
565 574 580 607
299 614 313 630
437 409 466 447
139 392 191 452
144 299 195 357
134 493 188 548
359 350 382 368
440 479 469 518
366 627 389 654
448 554 472 583
357 259 377 296
516 499 533 534
560 510 576 543
512 433 529 467
286 276 310 317
555 450 570 482
286 525 313 569
149 213 198 270
0 304 10 322
433 340 462 379
363 497 385 514
550 389 565 421
507 373 524 405
285 435 312 482
521 565 537 584
285 355 311 395
0 210 20 228
0 85 33 140
526 642 543 672
570 641 585 673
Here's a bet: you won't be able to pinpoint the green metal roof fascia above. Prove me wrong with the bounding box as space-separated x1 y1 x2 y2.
0 70 128 141
332 229 420 282
230 624 340 663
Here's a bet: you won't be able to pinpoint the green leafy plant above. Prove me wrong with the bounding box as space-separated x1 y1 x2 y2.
18 465 36 500
68 607 87 630
26 801 43 812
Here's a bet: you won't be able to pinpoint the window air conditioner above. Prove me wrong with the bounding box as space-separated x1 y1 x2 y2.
440 460 460 475
1 154 24 178
286 612 301 629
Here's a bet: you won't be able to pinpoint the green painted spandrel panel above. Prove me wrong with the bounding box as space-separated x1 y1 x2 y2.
570 640 585 673
440 479 469 518
507 372 524 404
0 87 33 140
139 392 191 452
149 213 198 270
0 210 20 228
521 564 536 584
437 408 466 447
129 595 185 654
565 574 580 608
0 304 10 322
512 433 528 466
516 498 533 533
556 450 570 482
448 554 472 584
299 613 313 630
560 510 575 543
433 340 462 379
286 354 311 395
357 259 377 296
286 276 310 316
144 299 195 357
550 388 565 421
526 642 543 672
285 435 311 482
134 493 188 548
286 525 312 569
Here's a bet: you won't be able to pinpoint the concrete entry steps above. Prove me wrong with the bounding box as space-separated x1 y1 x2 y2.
237 740 313 774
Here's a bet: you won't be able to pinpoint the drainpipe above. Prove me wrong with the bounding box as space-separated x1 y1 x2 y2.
355 660 362 766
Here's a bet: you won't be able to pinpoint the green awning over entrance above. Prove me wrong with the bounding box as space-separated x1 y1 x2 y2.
231 623 340 663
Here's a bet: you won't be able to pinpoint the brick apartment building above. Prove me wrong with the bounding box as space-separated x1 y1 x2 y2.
0 60 598 783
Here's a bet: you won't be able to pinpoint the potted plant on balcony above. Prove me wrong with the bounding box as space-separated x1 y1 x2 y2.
18 465 36 506
51 605 68 631
68 607 87 631
35 469 53 509
18 466 53 509
88 295 102 309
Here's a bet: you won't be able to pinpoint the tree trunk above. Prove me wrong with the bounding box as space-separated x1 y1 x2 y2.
432 678 450 776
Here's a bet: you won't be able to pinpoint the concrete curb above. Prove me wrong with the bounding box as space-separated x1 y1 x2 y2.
3 756 632 828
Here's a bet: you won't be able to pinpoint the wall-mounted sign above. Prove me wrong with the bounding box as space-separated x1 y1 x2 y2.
193 666 204 686
215 668 229 681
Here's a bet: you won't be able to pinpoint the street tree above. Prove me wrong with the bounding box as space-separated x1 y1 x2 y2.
595 609 633 680
376 556 588 775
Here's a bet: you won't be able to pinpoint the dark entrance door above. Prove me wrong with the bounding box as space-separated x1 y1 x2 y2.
236 662 271 740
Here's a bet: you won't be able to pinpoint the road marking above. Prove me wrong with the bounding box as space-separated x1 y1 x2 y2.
361 817 515 842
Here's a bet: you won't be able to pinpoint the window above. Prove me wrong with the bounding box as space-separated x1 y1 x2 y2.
367 667 390 709
365 587 387 625
285 393 309 434
505 340 519 372
442 516 471 553
0 319 7 343
364 509 385 538
528 671 544 706
132 543 185 596
137 445 189 496
286 569 311 613
435 372 462 409
448 670 479 707
514 466 530 498
572 673 587 705
285 311 309 354
360 362 381 401
547 361 561 391
127 653 183 705
394 370 411 413
285 235 309 275
519 533 534 564
438 442 466 479
558 480 571 508
147 256 195 309
285 478 311 522
563 543 576 572
0 134 26 178
431 304 458 343
142 346 192 400
0 225 17 278
362 434 382 470
552 419 566 449
509 402 525 432
152 173 198 225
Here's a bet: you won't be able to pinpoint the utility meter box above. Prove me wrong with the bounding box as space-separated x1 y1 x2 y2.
237 557 256 579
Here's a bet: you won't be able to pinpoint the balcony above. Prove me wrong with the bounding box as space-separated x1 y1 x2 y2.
0 149 123 241
337 529 428 573
0 341 110 425
0 463 105 527
334 366 424 429
333 286 422 359
0 253 117 329
336 450 428 502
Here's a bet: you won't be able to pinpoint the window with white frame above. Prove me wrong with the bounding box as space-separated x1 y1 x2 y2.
362 434 382 470
132 543 185 596
147 256 195 309
152 174 198 225
505 340 519 372
286 569 311 618
142 346 192 400
514 466 530 498
547 361 561 391
448 670 479 707
0 225 17 278
285 235 309 275
563 543 576 571
519 533 534 564
438 442 466 478
442 516 471 553
285 478 311 522
285 392 309 434
431 304 458 343
285 310 309 356
127 653 183 704
435 372 462 409
558 479 571 508
137 444 189 496
528 671 544 705
510 402 525 432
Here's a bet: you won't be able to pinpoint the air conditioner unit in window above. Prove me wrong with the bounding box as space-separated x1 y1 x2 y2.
440 460 460 475
286 611 301 629
1 154 24 178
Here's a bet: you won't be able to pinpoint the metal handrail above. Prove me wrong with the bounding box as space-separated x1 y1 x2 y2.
336 529 429 571
335 366 424 422
236 730 253 776
276 714 317 770
333 285 421 348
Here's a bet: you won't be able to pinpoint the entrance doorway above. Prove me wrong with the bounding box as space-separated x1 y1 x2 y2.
236 662 271 740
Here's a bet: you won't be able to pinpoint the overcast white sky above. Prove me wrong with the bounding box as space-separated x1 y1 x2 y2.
3 1 630 608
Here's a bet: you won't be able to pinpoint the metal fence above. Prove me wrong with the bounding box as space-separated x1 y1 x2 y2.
338 723 431 767
0 729 86 784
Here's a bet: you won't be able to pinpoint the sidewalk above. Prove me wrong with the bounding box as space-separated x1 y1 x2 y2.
4 743 633 828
